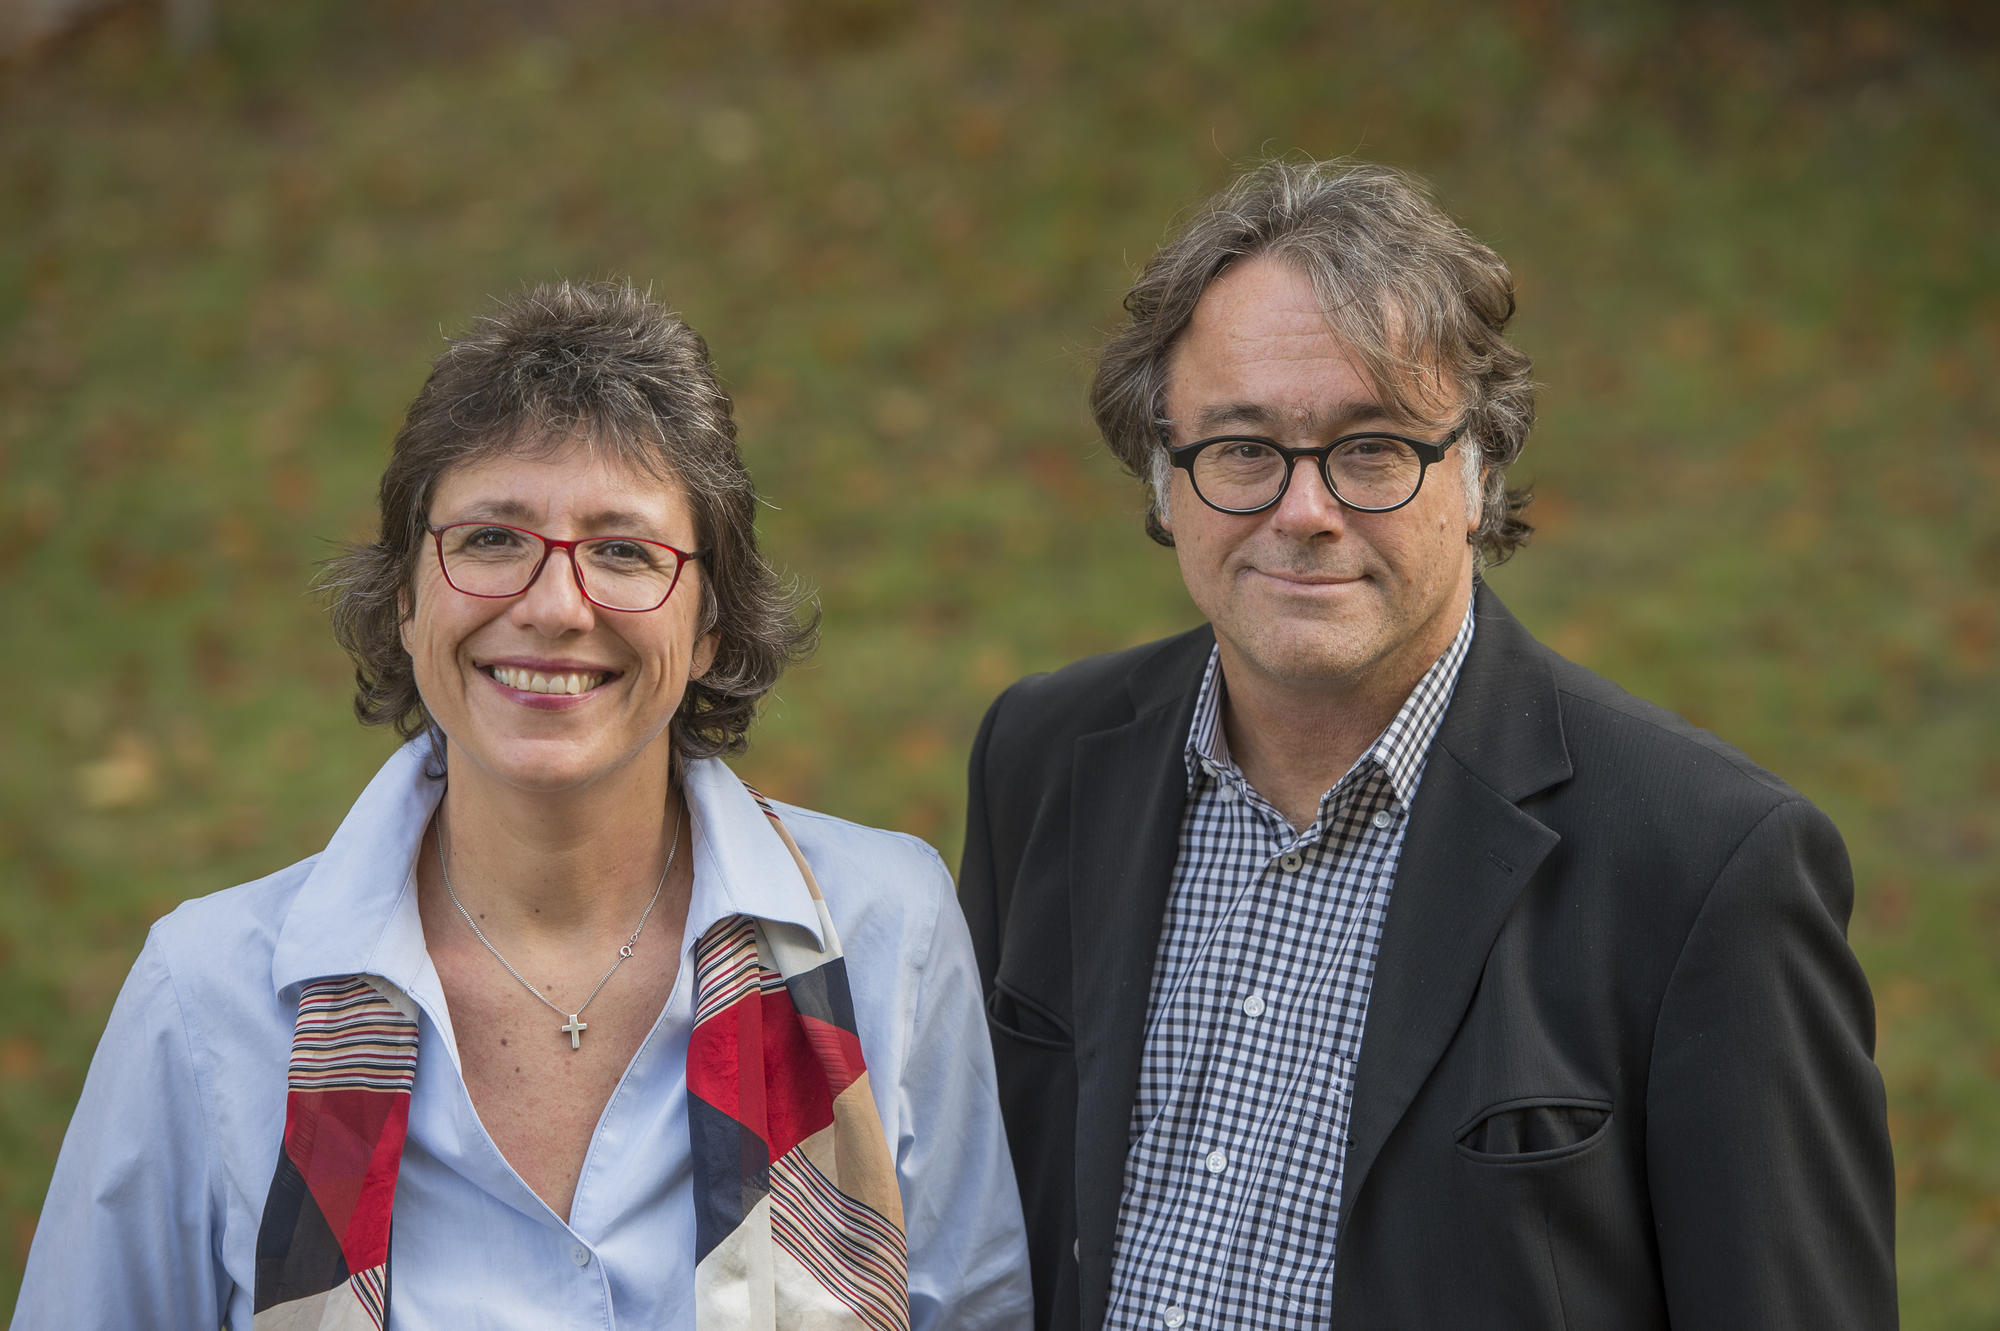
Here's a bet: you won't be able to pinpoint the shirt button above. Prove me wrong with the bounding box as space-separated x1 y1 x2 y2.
1162 1306 1187 1328
1241 993 1265 1018
1204 1148 1228 1174
1279 851 1303 872
1372 809 1395 829
570 1243 591 1267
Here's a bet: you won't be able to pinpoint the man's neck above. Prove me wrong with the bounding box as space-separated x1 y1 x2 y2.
1215 595 1472 832
1219 674 1395 832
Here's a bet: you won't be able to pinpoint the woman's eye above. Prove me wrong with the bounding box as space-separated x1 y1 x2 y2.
466 526 523 549
592 540 653 564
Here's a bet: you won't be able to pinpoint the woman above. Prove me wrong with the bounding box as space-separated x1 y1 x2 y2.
15 281 1031 1329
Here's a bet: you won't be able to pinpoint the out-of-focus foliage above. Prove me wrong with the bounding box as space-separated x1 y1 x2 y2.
2 0 1995 1320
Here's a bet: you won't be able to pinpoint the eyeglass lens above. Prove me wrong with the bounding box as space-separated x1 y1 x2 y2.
438 525 683 611
1191 436 1425 511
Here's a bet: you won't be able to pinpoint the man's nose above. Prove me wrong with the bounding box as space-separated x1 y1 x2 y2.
1270 454 1347 534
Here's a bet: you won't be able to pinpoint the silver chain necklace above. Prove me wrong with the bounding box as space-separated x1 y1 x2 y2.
437 802 681 1050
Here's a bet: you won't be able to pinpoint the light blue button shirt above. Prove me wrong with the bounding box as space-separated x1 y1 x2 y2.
14 742 1033 1329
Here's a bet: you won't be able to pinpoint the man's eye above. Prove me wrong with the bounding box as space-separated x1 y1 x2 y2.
1220 441 1277 462
1340 437 1407 462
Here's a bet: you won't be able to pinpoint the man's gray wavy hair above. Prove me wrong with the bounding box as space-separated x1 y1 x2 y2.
323 279 815 763
1090 157 1536 566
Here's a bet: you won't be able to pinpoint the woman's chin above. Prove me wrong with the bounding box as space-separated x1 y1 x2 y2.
442 736 665 801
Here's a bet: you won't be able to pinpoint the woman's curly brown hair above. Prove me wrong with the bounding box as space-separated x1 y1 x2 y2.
323 279 816 763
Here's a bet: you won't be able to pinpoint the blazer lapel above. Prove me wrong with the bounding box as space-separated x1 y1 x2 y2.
1337 587 1573 1238
1067 628 1211 1324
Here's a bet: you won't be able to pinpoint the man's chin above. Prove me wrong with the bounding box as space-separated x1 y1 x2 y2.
1221 626 1382 691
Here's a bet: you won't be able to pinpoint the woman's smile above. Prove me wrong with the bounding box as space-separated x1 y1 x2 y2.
403 443 717 798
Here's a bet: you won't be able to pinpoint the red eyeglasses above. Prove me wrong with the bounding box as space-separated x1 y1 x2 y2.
428 522 705 613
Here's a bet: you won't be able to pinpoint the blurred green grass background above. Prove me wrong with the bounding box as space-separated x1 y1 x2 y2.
2 0 1995 1320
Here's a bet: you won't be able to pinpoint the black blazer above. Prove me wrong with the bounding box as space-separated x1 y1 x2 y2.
960 586 1895 1330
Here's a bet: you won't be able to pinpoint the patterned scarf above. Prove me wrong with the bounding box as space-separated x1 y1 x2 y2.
252 795 908 1329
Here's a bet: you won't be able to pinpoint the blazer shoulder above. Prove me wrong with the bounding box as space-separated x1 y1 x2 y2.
977 626 1211 765
1541 645 1814 821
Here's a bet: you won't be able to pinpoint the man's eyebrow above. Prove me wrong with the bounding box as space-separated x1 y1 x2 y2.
1188 399 1395 435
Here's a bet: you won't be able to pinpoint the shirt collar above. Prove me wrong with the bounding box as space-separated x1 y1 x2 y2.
271 742 826 1000
1183 593 1479 813
1371 595 1477 807
271 740 439 998
679 757 827 949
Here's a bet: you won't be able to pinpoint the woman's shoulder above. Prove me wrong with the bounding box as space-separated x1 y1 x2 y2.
760 797 957 961
139 855 321 999
768 799 950 882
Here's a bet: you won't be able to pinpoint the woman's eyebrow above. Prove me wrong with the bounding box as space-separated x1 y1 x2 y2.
580 508 663 533
444 498 537 522
440 500 665 533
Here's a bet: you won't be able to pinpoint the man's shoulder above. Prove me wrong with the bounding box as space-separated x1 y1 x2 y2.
1543 648 1802 807
980 625 1212 754
1484 629 1827 865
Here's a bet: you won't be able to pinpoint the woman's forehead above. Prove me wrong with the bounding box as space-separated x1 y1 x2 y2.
430 441 694 532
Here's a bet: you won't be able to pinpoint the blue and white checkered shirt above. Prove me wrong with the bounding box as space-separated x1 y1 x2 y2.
1103 598 1476 1330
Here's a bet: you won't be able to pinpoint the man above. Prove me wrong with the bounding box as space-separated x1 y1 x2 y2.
958 159 1896 1330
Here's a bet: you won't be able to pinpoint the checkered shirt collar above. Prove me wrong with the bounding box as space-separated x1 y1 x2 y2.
1183 594 1478 812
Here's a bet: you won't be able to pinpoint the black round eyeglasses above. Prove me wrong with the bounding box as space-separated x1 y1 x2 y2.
1164 425 1464 515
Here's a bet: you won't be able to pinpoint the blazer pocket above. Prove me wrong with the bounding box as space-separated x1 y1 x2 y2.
986 977 1075 1050
1455 1095 1612 1164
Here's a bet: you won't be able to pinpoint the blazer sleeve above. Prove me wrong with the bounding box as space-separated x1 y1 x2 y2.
958 685 1011 1002
1645 796 1897 1326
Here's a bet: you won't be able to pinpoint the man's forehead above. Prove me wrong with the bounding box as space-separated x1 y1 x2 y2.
1166 273 1457 435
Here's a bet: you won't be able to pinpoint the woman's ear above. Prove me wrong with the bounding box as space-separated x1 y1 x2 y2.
690 630 720 682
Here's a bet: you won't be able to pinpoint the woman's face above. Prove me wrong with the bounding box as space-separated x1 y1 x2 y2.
401 441 718 799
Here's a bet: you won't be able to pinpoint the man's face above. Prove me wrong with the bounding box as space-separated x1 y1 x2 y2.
1160 255 1478 706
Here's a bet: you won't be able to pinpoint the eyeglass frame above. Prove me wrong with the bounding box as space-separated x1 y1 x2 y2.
426 521 707 613
1159 423 1466 516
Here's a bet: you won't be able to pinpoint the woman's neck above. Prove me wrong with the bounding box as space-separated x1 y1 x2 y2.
429 752 688 939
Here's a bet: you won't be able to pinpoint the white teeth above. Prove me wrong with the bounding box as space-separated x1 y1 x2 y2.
492 667 606 695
